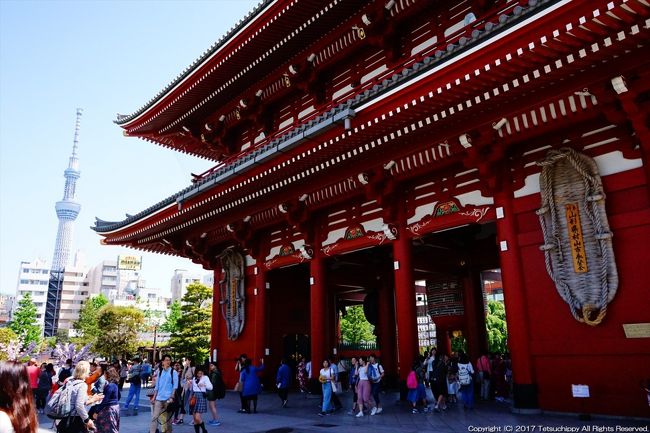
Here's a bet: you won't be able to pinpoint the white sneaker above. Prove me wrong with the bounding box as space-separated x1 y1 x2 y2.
376 407 383 414
370 407 377 416
355 411 364 417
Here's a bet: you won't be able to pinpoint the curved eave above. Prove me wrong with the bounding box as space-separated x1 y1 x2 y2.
115 0 275 127
96 0 647 242
95 0 563 234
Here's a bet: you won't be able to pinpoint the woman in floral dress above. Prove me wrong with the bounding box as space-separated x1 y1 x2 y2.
297 357 308 394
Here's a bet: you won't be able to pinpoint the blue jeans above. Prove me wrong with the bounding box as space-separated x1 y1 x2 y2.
460 384 474 408
321 382 333 413
371 382 381 406
124 383 141 410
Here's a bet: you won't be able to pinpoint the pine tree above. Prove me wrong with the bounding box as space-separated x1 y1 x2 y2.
161 300 182 333
10 292 41 348
169 282 212 362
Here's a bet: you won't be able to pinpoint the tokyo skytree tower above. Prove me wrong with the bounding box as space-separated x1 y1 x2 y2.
51 108 82 271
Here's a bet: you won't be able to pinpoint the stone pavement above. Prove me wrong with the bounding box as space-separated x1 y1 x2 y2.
37 388 649 433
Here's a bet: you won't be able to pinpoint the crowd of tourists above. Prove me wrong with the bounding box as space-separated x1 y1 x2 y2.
405 348 512 414
0 349 514 433
0 355 227 433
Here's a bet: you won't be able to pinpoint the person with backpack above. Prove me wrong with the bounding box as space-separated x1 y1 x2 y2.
406 358 429 413
367 354 385 415
206 362 224 426
457 352 475 410
275 358 291 408
57 359 73 388
51 360 103 433
149 355 178 433
141 359 152 387
0 361 38 433
123 357 143 416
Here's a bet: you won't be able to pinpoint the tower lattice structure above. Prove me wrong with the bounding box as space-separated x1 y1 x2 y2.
45 109 82 337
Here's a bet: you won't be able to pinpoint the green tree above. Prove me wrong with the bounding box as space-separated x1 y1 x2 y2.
10 292 41 348
451 334 468 353
486 300 508 353
73 294 109 344
161 300 182 333
339 305 376 344
169 283 212 361
94 305 144 358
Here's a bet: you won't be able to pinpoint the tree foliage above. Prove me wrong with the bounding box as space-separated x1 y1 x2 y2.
161 300 182 333
73 294 109 344
169 282 212 362
451 334 468 354
10 292 41 348
94 305 144 358
340 305 376 344
486 300 508 354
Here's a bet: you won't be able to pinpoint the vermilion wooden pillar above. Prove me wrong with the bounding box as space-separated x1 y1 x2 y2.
210 264 222 361
254 259 268 363
461 273 481 362
310 251 326 379
494 185 539 411
377 277 396 375
393 207 418 380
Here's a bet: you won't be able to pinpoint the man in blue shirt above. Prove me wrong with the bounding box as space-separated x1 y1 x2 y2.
150 355 178 433
276 358 292 408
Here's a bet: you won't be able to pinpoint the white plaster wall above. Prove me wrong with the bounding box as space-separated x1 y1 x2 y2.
514 151 642 198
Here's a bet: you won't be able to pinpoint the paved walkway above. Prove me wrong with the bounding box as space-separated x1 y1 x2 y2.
38 389 649 433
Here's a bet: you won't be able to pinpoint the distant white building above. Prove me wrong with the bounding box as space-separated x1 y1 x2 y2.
0 295 15 324
202 273 215 289
14 258 50 328
171 269 202 302
56 254 90 332
87 257 145 301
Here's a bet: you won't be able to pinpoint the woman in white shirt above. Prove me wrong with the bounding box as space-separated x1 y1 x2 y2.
190 367 213 433
317 360 334 416
354 357 374 417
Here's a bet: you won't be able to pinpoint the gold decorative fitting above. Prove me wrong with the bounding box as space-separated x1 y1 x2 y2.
353 26 366 39
235 109 241 120
283 74 291 87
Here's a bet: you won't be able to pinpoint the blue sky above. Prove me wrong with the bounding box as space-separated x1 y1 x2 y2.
0 0 260 295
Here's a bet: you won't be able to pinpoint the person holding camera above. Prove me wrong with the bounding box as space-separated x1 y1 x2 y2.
149 355 178 433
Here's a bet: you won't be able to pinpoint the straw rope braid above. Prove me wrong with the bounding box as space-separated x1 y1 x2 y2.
219 248 246 339
536 147 616 326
